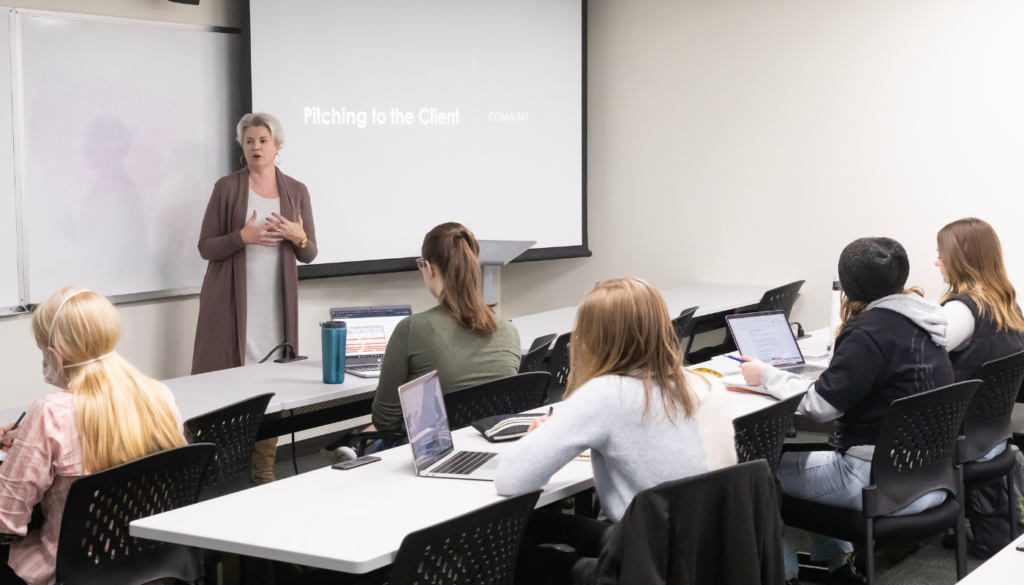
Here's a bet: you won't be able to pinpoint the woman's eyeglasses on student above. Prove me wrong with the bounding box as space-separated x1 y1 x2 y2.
416 258 427 271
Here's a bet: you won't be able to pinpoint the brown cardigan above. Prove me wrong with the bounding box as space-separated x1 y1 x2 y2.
191 167 318 375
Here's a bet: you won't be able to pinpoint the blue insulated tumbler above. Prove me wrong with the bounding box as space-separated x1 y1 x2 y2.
321 321 347 384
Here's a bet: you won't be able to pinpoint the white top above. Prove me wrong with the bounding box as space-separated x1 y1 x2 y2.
494 371 738 521
244 189 285 366
942 299 976 351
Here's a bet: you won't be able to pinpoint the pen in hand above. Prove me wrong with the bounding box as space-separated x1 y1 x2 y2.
11 412 26 431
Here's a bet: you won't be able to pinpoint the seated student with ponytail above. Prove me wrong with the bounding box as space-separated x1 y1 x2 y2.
0 287 186 585
934 218 1024 554
368 223 522 435
494 278 737 585
739 238 954 585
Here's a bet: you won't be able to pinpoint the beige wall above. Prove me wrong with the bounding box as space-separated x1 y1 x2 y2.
5 0 1023 412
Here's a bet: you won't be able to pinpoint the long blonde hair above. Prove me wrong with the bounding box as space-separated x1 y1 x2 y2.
31 287 186 473
565 278 698 422
937 218 1024 332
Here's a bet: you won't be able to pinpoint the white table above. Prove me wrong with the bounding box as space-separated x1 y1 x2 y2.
163 358 377 421
130 392 777 574
958 534 1024 583
510 283 770 348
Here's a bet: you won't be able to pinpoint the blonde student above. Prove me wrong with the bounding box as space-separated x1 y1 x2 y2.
495 278 737 585
0 287 186 585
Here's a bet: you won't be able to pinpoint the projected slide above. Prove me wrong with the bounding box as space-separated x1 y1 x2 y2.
250 0 584 268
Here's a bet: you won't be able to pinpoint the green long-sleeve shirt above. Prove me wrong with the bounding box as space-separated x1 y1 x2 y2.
371 305 522 431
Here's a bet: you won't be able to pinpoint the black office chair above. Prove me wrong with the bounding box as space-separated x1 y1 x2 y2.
519 334 557 374
684 281 805 365
734 392 806 479
959 350 1024 544
332 373 553 457
780 380 979 584
527 333 558 355
672 306 698 356
184 393 274 502
54 444 216 585
445 372 551 430
306 491 542 585
544 333 571 404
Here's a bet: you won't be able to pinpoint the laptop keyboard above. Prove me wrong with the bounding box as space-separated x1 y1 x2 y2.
783 364 825 377
432 451 497 475
347 364 381 372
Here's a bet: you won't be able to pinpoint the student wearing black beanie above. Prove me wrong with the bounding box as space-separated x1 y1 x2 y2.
738 237 954 585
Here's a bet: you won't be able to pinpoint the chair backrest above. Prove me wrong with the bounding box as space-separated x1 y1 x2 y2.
56 444 216 585
672 306 699 346
756 280 805 319
388 491 541 585
183 393 274 501
444 372 552 430
597 460 784 585
545 332 572 403
527 333 558 355
960 350 1024 462
733 392 806 477
865 380 980 518
519 343 550 374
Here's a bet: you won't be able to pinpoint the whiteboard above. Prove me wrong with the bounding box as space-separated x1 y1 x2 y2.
16 12 244 303
0 9 20 312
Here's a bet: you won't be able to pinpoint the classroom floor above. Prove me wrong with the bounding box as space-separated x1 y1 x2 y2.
274 438 989 585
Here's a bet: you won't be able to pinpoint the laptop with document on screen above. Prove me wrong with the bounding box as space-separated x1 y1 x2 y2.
330 305 411 378
725 310 826 379
399 371 501 481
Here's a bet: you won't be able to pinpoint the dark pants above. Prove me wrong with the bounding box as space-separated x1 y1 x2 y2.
515 511 613 585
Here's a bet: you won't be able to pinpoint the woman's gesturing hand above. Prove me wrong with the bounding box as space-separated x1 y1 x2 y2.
240 210 283 247
269 212 307 246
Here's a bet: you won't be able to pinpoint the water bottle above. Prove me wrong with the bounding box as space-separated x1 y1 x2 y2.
321 321 347 384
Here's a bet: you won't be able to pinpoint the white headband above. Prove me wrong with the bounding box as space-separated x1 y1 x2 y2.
47 289 116 369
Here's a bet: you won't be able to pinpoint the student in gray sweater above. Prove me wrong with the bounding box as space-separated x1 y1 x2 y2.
495 278 737 585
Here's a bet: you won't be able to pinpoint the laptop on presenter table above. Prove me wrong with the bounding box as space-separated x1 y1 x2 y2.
330 305 411 378
398 371 501 481
725 310 826 379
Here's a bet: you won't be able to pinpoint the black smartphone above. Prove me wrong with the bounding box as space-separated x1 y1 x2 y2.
332 456 381 470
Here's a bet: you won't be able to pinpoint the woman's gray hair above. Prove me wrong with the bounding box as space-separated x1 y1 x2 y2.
236 113 284 148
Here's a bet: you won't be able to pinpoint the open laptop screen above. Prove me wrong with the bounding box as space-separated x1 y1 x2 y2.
399 371 454 472
330 306 411 362
726 311 804 367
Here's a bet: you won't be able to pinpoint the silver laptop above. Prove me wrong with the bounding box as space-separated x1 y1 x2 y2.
330 305 412 378
398 371 500 481
726 310 826 379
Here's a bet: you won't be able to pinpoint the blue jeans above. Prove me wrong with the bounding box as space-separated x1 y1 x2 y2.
777 450 948 578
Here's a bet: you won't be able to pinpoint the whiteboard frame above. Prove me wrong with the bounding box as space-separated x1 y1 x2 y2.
7 8 241 309
0 6 25 317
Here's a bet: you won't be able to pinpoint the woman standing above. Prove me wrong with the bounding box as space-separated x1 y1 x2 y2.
193 113 318 484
